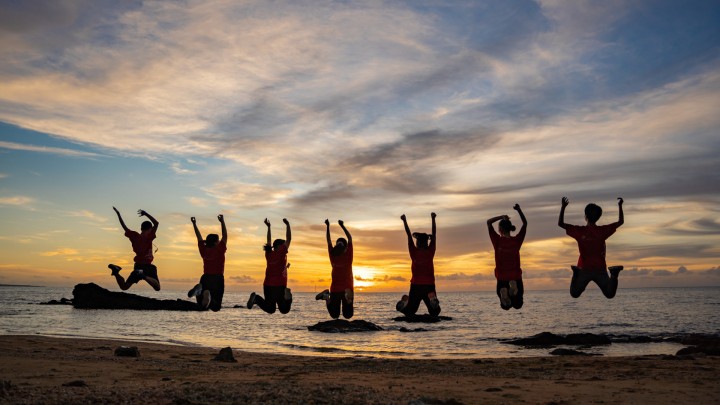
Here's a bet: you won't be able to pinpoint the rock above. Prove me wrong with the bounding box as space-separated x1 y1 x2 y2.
114 346 140 357
232 304 245 308
676 345 720 356
72 283 201 311
62 380 88 387
399 327 429 332
39 298 73 305
550 348 599 356
212 347 237 362
679 334 720 346
308 319 383 333
393 315 453 323
503 332 610 347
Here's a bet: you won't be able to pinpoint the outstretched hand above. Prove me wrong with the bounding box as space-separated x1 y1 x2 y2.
264 218 270 227
190 216 196 224
282 218 289 225
561 197 569 207
113 206 120 214
503 215 510 221
617 197 624 206
400 214 407 221
137 209 147 217
513 203 521 211
338 220 344 226
324 219 330 226
431 212 436 219
217 214 224 223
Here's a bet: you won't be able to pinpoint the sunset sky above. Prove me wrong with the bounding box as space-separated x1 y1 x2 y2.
1 1 719 293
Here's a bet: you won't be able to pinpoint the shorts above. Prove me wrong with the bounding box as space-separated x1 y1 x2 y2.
126 263 159 285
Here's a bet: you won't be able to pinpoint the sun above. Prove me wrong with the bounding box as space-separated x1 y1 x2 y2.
353 266 377 289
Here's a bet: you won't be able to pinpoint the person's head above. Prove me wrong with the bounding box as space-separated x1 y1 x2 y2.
141 221 153 232
331 238 348 256
584 203 603 224
498 218 516 236
205 233 219 247
264 239 285 252
413 232 431 249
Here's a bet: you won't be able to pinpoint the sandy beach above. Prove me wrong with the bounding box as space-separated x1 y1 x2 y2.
0 335 718 404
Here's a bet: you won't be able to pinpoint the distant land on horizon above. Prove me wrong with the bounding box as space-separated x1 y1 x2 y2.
0 284 44 288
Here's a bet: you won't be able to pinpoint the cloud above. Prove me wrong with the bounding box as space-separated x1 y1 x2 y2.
66 210 107 223
0 141 101 158
170 162 197 175
435 272 494 281
41 248 80 257
355 274 406 283
186 197 208 207
0 195 34 205
229 275 256 283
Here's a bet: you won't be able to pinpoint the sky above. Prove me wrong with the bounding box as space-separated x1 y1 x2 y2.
0 0 719 293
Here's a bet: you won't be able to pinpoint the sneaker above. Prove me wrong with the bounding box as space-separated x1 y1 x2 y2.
247 292 256 309
395 294 409 312
284 288 292 301
508 280 518 297
500 288 511 307
108 264 122 276
344 288 354 304
315 289 330 301
187 283 203 298
608 265 624 277
201 290 211 309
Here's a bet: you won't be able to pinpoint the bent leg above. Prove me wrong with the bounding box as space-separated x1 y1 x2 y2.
327 293 342 319
401 284 423 316
144 276 161 291
255 285 279 314
511 279 524 309
594 270 618 299
422 286 441 316
341 295 354 319
114 275 133 291
497 280 511 310
277 286 292 314
570 266 592 298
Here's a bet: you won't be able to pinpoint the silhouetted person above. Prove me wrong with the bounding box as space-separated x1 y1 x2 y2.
488 204 527 310
108 207 161 291
559 197 625 298
315 219 354 319
247 218 293 314
396 213 441 316
187 214 227 311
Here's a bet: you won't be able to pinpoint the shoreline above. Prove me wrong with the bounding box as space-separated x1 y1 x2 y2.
1 335 718 404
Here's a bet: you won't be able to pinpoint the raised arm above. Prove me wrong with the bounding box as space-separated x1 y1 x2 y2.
401 214 412 243
113 206 130 232
218 214 227 244
190 217 202 243
264 218 272 247
139 209 159 231
430 212 437 244
613 197 624 227
514 204 528 228
339 220 352 244
283 218 292 248
325 219 332 249
487 214 507 233
558 197 569 229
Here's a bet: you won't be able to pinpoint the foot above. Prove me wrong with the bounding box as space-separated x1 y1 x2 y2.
201 290 211 309
608 265 624 277
395 294 409 312
344 288 354 304
428 291 440 309
108 264 122 276
315 289 330 301
187 283 203 298
508 280 518 297
284 288 292 301
247 292 256 309
500 288 511 307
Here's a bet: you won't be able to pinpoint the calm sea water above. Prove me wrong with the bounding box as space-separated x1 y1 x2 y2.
1 286 718 358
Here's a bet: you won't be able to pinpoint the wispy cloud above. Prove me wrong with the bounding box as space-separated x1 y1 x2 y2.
0 141 101 158
0 195 34 205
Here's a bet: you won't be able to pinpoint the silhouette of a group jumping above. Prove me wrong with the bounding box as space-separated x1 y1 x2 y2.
107 196 625 316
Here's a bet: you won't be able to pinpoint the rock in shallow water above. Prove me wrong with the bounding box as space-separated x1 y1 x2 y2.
72 283 201 311
393 315 453 323
550 348 600 356
503 332 610 347
308 319 383 333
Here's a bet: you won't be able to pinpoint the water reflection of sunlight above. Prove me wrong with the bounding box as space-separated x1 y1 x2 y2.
353 266 377 288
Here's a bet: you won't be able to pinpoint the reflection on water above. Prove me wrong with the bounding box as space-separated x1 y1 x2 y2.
1 286 718 358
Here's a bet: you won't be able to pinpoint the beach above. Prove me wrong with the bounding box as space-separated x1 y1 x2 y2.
1 335 718 404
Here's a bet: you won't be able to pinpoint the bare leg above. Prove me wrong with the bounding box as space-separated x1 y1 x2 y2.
144 276 161 291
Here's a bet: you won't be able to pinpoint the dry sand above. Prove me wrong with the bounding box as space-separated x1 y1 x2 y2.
0 335 718 404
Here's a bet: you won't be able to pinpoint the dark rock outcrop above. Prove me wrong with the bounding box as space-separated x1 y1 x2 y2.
393 315 453 323
503 332 611 347
114 346 140 357
72 283 201 311
39 298 73 305
550 348 600 356
308 319 383 333
212 347 237 362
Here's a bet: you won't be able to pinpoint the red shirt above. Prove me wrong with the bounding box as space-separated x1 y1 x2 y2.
125 229 155 264
264 244 288 287
329 243 353 292
566 223 620 270
489 224 526 281
409 240 436 285
198 240 226 275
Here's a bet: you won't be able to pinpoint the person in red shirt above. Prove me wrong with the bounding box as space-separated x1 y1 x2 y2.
487 204 528 310
396 212 440 316
558 197 625 298
315 219 354 319
187 214 227 311
247 218 292 314
108 207 161 291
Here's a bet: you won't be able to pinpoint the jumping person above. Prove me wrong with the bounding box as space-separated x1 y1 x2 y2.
487 204 527 310
315 219 354 319
558 197 625 299
247 218 293 314
187 214 227 311
108 207 161 291
396 213 441 316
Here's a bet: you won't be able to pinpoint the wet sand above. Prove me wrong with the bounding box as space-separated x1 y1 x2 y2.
0 335 718 404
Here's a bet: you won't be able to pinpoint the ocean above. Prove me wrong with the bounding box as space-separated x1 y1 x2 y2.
1 285 718 358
